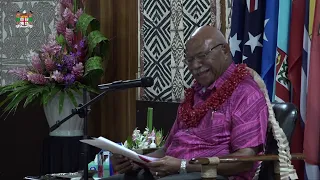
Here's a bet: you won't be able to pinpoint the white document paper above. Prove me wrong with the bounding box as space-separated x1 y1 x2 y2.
80 136 159 164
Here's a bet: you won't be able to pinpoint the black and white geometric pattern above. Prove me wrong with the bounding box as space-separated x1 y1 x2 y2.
225 0 233 39
183 0 212 92
140 0 217 102
140 0 172 101
0 0 58 86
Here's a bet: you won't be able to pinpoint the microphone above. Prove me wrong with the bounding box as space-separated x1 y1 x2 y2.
98 77 154 91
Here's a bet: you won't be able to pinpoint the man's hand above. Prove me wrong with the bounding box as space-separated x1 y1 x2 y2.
147 156 181 178
110 154 135 174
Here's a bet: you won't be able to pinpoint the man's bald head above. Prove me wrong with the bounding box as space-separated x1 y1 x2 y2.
186 26 227 55
184 25 232 87
190 26 227 45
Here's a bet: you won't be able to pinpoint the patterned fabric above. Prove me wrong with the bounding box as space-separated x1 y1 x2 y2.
139 0 223 101
164 63 269 180
0 0 59 86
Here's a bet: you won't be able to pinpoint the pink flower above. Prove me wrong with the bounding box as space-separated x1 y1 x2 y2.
149 129 156 138
27 73 48 85
31 55 43 73
63 8 76 26
75 8 83 19
72 62 84 78
56 20 67 35
41 36 62 56
65 28 74 45
51 70 64 83
60 0 73 11
44 58 55 71
8 68 28 80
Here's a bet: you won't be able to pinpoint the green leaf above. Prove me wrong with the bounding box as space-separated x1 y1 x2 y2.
4 90 30 113
77 83 99 94
0 81 27 95
24 86 47 108
87 30 108 56
66 89 78 107
100 40 109 58
0 97 10 107
0 82 31 112
84 56 103 80
71 86 82 95
43 86 61 106
56 34 66 46
7 84 33 98
58 91 65 114
126 136 133 149
76 13 100 35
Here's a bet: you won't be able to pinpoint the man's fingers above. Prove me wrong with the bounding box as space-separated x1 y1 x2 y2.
111 156 128 164
147 160 164 167
117 163 134 174
114 160 132 172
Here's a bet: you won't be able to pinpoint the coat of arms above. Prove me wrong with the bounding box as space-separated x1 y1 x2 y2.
16 10 33 28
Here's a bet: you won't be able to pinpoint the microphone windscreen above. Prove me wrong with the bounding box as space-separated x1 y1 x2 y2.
141 77 154 87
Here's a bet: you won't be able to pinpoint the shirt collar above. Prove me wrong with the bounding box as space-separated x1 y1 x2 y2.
192 62 236 96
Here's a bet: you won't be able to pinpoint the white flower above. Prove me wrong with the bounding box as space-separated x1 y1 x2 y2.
143 128 149 136
123 140 128 148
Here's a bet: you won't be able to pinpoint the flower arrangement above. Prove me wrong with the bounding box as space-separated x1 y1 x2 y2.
0 0 108 116
124 127 166 150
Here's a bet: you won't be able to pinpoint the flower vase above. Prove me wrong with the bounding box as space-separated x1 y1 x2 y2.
44 92 87 137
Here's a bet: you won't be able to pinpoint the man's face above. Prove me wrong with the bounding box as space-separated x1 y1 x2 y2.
184 40 227 87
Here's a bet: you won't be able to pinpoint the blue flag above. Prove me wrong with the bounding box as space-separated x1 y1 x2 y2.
261 0 279 101
229 0 266 74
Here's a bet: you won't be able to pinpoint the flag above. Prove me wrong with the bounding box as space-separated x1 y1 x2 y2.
287 0 306 178
274 0 291 103
261 0 279 101
229 0 265 74
304 0 320 176
301 0 320 178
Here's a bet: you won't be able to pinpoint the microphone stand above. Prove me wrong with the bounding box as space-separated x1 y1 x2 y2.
49 88 112 180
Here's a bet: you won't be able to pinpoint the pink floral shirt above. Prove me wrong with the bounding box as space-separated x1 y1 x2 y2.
164 63 268 179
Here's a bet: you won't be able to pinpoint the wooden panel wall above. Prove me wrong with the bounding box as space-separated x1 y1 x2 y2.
86 0 138 142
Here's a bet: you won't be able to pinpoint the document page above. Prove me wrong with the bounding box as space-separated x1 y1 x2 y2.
80 136 159 164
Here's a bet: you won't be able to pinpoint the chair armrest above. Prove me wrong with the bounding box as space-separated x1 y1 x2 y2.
189 153 304 165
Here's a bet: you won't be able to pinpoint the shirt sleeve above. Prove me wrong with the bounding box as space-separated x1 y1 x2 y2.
230 88 268 153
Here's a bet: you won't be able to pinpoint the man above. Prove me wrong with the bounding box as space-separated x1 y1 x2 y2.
105 25 268 180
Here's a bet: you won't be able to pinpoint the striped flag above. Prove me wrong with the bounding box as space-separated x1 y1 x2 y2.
229 0 265 74
274 0 291 103
304 0 320 178
261 0 279 101
287 0 306 178
301 0 314 179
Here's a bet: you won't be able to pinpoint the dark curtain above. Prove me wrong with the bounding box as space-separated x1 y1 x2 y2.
86 0 138 143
